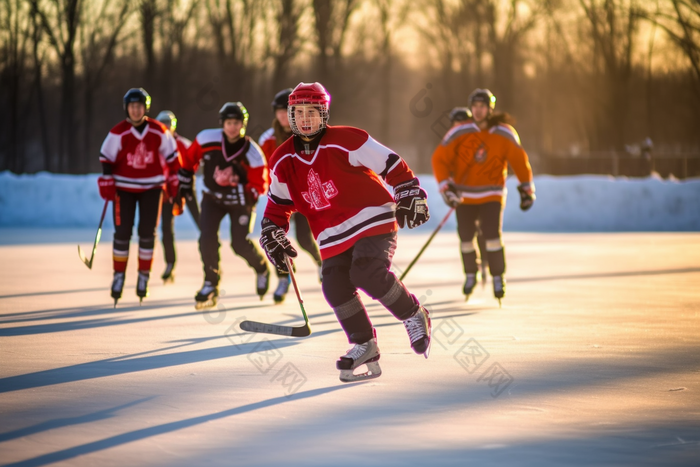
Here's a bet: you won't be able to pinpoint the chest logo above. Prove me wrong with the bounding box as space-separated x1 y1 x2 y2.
127 142 155 169
302 169 338 210
214 165 239 187
474 144 488 163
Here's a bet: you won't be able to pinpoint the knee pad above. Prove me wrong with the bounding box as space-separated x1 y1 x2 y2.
461 239 477 254
486 237 504 252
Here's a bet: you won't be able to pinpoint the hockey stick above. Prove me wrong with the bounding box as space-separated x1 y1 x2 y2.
78 199 110 270
239 255 312 337
399 207 455 281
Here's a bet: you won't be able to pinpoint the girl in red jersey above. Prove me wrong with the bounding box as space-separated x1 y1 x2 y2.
259 82 432 382
97 88 180 306
259 88 324 303
155 110 200 283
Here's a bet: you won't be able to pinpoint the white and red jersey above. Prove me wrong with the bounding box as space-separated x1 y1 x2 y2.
264 125 416 259
99 117 179 192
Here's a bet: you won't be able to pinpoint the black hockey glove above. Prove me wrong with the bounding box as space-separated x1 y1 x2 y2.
260 217 298 273
394 178 430 229
178 168 194 199
439 180 461 208
517 182 536 211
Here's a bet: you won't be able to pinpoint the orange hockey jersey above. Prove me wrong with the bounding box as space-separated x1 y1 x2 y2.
431 122 533 204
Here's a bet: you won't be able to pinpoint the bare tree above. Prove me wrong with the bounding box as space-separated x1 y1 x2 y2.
0 0 31 172
32 0 83 173
80 0 131 173
311 0 360 88
264 0 303 92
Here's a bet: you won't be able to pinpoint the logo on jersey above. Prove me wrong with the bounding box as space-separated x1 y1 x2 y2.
301 169 338 210
214 165 239 187
474 144 488 163
127 142 155 169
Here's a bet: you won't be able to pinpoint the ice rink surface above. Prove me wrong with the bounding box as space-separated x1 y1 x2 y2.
1 229 699 466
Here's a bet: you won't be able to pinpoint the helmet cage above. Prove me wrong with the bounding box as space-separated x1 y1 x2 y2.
287 83 330 137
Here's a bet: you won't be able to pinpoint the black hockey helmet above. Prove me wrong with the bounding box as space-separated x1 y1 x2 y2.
123 88 151 116
468 88 496 110
219 102 249 136
449 107 472 123
156 110 177 132
271 88 293 110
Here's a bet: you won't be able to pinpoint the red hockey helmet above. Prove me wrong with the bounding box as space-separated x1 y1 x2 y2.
288 82 331 137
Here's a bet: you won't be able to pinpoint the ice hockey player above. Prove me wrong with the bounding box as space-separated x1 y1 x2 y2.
98 88 180 306
155 110 200 283
432 89 535 304
259 82 432 382
446 107 489 288
178 102 270 309
259 88 324 304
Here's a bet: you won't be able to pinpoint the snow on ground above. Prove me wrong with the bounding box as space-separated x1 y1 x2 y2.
1 172 699 234
0 231 698 466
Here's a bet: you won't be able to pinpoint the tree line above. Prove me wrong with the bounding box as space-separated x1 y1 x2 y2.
1 0 699 175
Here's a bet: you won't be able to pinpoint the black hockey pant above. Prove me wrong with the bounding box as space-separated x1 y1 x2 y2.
161 180 201 265
321 233 419 344
198 193 267 285
112 188 162 274
455 202 505 276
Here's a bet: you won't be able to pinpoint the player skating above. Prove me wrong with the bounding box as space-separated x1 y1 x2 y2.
259 88 324 304
432 89 535 304
155 110 200 283
98 88 180 306
178 102 270 309
259 82 432 382
446 107 489 288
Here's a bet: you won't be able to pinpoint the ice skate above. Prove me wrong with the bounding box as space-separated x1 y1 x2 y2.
136 271 150 304
481 263 488 288
256 268 270 300
195 281 219 310
273 276 290 304
111 271 125 308
403 305 432 358
493 275 505 307
463 273 477 301
161 262 175 284
337 330 381 383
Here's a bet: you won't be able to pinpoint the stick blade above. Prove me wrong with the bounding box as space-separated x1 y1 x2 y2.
77 245 93 269
239 320 311 338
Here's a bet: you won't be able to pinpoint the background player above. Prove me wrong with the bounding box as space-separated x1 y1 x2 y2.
98 88 179 306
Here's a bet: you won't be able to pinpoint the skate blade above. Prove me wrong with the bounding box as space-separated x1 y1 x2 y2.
162 276 174 284
497 298 502 308
339 362 382 383
195 298 218 310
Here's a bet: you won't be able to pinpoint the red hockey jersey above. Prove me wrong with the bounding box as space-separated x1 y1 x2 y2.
264 125 416 259
99 117 179 192
258 127 278 161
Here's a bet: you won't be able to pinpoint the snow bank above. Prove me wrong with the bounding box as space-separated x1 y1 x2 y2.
1 171 698 231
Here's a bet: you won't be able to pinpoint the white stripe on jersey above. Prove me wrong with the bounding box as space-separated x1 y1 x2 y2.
268 155 294 202
245 140 266 168
258 128 275 146
114 174 166 184
316 202 396 248
459 188 505 199
346 136 397 174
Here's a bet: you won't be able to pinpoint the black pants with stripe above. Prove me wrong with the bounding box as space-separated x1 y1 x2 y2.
455 202 505 276
198 193 267 285
112 188 162 273
321 233 417 344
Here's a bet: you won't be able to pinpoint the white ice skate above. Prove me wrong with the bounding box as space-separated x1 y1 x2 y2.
256 269 270 300
463 273 477 301
493 275 505 307
273 276 290 304
195 281 218 310
336 331 382 383
403 305 432 358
